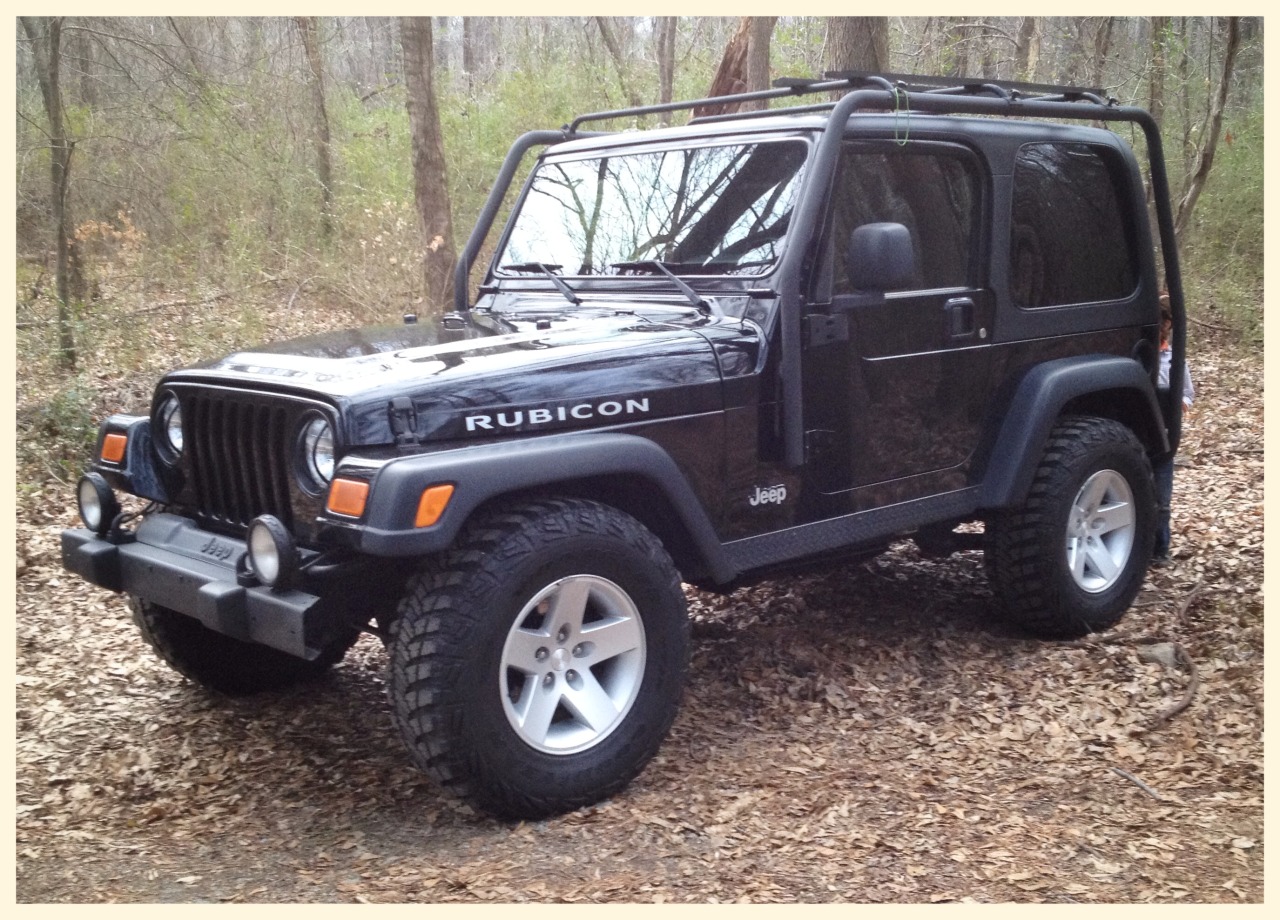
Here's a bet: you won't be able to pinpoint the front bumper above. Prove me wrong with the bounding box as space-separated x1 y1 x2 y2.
61 513 338 660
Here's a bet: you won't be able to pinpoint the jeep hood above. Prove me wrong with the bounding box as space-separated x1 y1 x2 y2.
164 301 753 445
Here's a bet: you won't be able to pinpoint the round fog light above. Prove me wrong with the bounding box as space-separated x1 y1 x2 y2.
247 515 298 590
77 473 121 536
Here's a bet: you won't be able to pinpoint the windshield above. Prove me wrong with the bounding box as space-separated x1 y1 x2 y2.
497 139 809 278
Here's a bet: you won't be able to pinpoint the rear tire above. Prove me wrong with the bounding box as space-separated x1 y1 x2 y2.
387 498 689 819
130 597 361 695
986 416 1156 638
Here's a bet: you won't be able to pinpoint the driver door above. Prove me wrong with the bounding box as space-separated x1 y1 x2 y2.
804 140 994 500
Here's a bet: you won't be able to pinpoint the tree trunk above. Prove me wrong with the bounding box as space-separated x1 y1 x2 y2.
1088 17 1116 89
594 17 643 108
656 17 677 108
1015 17 1041 82
743 17 776 108
462 17 477 92
827 17 890 74
942 18 969 77
693 17 775 118
1148 17 1167 129
21 15 76 370
400 17 457 312
1175 17 1241 244
295 17 334 239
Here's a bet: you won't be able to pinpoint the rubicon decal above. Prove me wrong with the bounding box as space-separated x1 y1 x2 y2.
465 398 651 432
748 484 788 506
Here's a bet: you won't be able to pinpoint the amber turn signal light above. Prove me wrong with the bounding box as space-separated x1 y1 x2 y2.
414 484 455 528
101 432 127 463
326 477 370 518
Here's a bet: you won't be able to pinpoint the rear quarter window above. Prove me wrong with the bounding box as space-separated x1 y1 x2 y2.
1009 142 1137 308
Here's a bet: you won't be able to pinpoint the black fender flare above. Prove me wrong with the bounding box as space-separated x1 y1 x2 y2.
350 432 736 583
978 355 1167 510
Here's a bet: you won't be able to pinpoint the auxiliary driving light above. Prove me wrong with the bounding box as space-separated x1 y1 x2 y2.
77 473 121 536
247 515 299 590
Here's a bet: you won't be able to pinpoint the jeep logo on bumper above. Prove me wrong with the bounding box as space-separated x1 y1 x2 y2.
465 398 651 432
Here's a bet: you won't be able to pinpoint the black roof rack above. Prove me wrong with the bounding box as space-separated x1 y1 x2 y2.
820 70 1110 103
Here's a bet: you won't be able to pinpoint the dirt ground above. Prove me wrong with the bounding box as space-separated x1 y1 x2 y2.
15 340 1263 904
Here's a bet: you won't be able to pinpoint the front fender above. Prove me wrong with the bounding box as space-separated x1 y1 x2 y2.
338 432 736 582
978 355 1166 510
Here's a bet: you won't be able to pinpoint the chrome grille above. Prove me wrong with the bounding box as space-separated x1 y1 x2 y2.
183 391 296 531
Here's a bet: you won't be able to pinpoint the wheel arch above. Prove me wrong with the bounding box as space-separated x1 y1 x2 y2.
353 432 737 584
977 355 1166 511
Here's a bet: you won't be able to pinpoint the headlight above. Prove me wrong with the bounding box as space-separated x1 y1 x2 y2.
300 416 335 489
157 394 184 458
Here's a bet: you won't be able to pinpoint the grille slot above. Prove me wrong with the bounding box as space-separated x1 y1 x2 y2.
184 391 297 532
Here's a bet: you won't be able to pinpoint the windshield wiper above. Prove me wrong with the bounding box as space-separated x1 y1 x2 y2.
501 262 581 305
610 260 717 316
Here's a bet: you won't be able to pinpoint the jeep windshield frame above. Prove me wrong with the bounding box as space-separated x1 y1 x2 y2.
491 136 811 283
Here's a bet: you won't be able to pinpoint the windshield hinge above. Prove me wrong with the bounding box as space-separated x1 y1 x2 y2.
802 312 848 348
389 397 421 451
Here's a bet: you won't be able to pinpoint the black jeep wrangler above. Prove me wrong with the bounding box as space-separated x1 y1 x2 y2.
63 73 1189 819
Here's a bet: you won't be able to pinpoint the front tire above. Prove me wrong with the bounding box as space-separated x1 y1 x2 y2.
387 498 690 819
986 416 1156 638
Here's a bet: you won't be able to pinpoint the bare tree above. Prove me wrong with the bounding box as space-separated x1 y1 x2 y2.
400 17 457 311
656 17 677 110
827 17 890 74
1175 17 1242 243
693 17 776 118
1148 16 1168 128
295 17 334 239
744 16 777 102
20 15 77 369
595 18 644 108
1015 17 1041 81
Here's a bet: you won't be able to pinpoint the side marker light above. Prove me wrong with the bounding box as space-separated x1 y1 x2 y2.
414 484 455 528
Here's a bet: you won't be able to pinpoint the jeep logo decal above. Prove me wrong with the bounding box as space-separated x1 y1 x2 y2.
200 536 237 562
748 484 787 506
465 398 650 432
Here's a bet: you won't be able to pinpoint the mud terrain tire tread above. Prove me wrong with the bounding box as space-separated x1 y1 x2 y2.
387 497 689 820
986 415 1156 639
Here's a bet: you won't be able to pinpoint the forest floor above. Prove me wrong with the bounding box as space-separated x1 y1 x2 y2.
14 304 1263 903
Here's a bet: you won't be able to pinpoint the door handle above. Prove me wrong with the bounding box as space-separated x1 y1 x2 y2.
945 297 977 338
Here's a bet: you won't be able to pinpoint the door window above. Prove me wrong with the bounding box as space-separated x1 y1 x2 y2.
831 146 980 294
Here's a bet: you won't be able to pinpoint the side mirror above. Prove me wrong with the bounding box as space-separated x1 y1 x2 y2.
847 222 916 293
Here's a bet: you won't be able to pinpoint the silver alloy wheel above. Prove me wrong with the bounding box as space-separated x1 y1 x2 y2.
500 575 647 754
1065 469 1136 593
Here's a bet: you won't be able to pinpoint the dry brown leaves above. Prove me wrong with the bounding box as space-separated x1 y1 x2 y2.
15 336 1262 904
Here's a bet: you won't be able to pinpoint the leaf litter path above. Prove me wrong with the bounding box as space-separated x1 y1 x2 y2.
16 340 1262 903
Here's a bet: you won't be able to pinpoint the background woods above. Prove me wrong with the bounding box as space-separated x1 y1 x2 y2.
14 17 1264 904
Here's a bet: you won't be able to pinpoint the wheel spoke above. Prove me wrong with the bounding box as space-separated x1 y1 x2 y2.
504 628 550 672
511 678 561 746
1093 500 1134 535
580 614 644 664
1069 537 1089 582
545 578 592 637
1085 539 1121 583
563 670 621 732
1076 473 1112 515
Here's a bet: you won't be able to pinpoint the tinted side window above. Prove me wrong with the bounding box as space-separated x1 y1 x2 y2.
832 147 978 293
1010 143 1137 307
